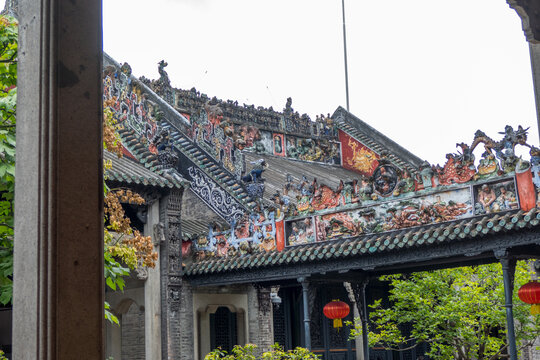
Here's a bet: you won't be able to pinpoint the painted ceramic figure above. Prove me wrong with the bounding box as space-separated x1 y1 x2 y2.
469 125 530 174
435 150 476 186
311 181 342 211
355 177 374 200
419 162 434 189
476 151 499 179
287 217 316 245
340 182 359 205
494 187 516 211
242 159 267 183
373 165 398 196
274 134 284 155
395 170 415 196
476 184 497 214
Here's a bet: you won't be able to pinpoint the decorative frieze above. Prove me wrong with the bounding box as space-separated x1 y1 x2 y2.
187 166 246 224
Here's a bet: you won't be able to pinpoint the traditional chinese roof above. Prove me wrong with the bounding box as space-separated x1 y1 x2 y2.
103 54 540 284
104 150 186 189
184 208 540 278
333 106 425 174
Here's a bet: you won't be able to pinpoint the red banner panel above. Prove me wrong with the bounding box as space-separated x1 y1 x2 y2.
516 165 536 211
338 129 380 176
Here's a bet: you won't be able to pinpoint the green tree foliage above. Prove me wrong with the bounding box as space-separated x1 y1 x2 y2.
0 15 17 306
204 344 320 360
350 262 540 360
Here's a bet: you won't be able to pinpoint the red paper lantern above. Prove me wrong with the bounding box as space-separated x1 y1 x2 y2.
518 280 540 315
323 300 350 329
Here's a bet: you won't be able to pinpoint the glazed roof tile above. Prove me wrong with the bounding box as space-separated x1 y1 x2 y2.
116 128 161 172
104 150 186 189
184 208 540 277
244 152 360 204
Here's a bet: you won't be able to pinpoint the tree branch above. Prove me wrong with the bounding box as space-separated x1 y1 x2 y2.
0 51 17 63
487 344 508 360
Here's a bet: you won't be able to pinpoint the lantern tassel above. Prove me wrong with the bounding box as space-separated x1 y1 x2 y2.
333 318 343 328
531 304 540 315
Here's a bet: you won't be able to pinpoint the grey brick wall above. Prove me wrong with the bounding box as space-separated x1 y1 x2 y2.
121 302 145 360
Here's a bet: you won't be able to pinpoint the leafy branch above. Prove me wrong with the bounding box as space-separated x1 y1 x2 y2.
350 263 540 360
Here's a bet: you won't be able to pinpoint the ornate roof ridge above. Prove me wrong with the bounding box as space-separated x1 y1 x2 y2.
184 207 539 276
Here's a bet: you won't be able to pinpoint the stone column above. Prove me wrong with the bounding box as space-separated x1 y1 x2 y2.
298 278 311 350
501 257 518 360
247 284 274 354
179 281 194 360
160 189 184 359
145 201 162 360
247 285 259 347
257 286 274 353
495 250 518 360
13 0 104 359
344 282 364 360
351 279 370 360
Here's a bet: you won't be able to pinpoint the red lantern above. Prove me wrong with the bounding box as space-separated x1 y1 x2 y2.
518 280 540 315
323 300 350 329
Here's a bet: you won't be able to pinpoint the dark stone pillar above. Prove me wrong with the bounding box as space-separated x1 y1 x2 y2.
160 189 184 359
13 0 104 358
298 278 311 350
248 285 260 347
496 250 518 360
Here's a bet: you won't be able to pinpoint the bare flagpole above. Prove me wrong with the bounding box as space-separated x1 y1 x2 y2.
342 0 350 111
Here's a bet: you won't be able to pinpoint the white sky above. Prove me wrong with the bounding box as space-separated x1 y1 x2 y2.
30 0 540 165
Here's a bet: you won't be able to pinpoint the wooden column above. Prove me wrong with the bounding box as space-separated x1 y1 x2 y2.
13 0 104 358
